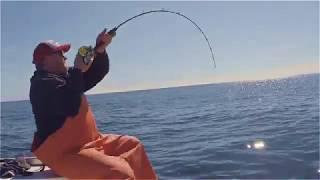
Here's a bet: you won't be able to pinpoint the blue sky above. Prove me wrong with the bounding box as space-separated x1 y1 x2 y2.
1 1 319 102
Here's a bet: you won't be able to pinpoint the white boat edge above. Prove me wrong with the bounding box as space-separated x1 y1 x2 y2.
1 157 64 179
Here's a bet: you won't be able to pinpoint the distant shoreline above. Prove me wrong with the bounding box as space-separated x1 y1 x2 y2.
2 72 319 103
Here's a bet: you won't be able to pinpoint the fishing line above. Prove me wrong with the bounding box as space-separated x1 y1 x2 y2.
107 9 216 68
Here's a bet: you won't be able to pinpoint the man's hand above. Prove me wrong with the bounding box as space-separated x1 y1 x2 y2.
74 54 93 72
95 28 113 53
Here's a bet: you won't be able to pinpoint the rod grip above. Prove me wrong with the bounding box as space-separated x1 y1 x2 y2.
108 28 117 37
94 27 117 52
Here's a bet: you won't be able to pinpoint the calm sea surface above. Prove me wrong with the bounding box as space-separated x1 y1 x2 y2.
1 74 319 179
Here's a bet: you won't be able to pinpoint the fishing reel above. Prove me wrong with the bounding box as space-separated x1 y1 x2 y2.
77 28 117 65
77 46 95 65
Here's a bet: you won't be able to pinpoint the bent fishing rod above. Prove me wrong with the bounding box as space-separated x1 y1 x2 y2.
79 9 216 68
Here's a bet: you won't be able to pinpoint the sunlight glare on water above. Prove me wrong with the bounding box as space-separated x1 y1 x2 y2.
247 140 266 150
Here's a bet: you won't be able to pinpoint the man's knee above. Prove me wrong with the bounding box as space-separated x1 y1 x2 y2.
122 135 143 147
107 169 134 179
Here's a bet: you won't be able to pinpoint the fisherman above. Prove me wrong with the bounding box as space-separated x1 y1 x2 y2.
29 29 157 179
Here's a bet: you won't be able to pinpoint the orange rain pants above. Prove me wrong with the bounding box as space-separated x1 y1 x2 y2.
32 96 157 179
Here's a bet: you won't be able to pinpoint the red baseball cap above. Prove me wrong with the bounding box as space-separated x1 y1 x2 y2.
33 40 71 64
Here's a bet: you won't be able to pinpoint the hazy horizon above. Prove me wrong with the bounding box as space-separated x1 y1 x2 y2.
1 72 318 103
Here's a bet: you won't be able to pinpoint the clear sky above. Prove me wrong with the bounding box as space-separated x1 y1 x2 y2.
1 1 319 102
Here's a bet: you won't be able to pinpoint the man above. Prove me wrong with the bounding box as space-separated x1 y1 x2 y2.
29 29 157 179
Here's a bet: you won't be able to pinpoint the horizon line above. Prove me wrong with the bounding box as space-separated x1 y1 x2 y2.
2 72 319 103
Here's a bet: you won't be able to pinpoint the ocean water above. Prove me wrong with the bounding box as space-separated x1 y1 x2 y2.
1 73 319 179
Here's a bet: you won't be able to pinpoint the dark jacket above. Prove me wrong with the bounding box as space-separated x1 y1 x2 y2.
29 52 109 150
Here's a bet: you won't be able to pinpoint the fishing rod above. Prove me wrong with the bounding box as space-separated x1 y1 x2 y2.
80 9 216 68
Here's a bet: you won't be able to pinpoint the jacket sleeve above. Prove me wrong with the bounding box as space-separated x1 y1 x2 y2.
83 51 110 92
